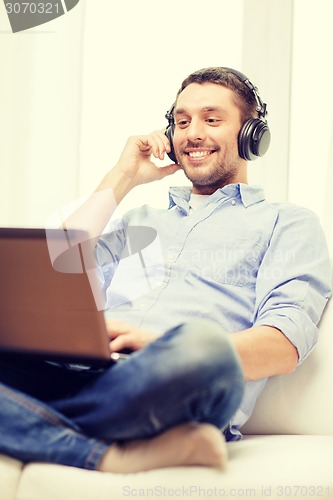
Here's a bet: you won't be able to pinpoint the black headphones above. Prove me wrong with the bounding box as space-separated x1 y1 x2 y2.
165 67 271 162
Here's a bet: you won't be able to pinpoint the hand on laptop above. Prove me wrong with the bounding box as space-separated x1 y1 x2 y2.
106 319 160 353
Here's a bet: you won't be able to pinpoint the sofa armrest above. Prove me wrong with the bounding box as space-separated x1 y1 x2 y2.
242 293 333 436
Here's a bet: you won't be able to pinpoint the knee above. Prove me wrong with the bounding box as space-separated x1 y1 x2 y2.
161 319 244 383
174 319 235 357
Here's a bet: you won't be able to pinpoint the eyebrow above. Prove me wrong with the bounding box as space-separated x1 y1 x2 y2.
174 106 228 115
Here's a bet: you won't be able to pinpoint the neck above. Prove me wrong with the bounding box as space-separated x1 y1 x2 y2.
192 175 248 195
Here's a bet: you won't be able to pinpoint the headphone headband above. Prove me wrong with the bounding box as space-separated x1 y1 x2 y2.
222 67 268 121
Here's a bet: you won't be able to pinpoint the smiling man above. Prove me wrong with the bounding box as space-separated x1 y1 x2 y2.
174 83 246 191
0 67 331 474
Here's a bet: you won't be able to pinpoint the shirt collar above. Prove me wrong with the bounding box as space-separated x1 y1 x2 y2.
168 183 265 211
221 183 266 207
168 186 191 212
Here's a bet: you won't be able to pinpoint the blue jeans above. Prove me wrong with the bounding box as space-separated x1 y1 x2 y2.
0 320 245 470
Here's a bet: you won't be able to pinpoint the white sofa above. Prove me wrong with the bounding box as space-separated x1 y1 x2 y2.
1 290 333 500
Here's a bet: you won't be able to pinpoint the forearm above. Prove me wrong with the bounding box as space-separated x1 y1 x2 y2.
62 132 179 243
231 325 299 381
62 168 134 241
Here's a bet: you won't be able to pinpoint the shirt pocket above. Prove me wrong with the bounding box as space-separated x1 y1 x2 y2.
186 228 264 288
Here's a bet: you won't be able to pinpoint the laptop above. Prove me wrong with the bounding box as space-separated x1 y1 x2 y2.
0 227 118 366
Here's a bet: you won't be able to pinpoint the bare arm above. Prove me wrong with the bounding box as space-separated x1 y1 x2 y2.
107 319 298 382
63 132 180 241
231 325 298 381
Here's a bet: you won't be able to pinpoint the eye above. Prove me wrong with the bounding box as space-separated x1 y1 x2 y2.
206 117 222 125
176 119 190 129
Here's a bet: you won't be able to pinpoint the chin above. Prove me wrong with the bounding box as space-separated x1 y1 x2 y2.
182 166 220 185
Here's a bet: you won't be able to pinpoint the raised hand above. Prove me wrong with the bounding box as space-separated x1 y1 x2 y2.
112 130 181 189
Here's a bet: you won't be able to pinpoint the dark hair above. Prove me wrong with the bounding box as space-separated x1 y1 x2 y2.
176 67 258 123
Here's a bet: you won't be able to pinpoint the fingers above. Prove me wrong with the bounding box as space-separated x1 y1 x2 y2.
110 334 138 353
148 130 171 161
106 319 139 351
106 319 131 339
106 318 160 352
134 130 172 162
114 130 179 189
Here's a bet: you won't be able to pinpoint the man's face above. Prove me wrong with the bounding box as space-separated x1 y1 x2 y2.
172 82 245 194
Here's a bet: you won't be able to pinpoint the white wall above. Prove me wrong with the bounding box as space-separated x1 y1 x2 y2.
0 0 244 226
0 2 85 227
242 0 293 204
243 0 333 251
78 0 245 214
2 0 332 236
289 0 333 227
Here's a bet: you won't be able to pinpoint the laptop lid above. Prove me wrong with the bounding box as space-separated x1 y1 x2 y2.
0 227 112 365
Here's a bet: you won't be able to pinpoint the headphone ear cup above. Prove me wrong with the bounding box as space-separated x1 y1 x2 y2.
238 118 271 161
165 121 177 163
252 120 271 158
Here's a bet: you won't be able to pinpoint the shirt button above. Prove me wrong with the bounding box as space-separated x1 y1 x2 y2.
231 199 236 206
167 253 174 262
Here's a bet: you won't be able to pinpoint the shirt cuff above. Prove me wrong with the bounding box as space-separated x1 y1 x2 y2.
254 308 319 365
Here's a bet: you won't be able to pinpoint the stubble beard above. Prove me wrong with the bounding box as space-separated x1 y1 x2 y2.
176 151 240 194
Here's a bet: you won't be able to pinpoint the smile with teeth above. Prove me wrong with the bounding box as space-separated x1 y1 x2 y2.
187 150 214 158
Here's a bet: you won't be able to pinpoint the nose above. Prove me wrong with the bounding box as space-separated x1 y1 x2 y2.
186 119 206 143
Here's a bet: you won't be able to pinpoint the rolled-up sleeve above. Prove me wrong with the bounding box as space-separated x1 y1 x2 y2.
253 205 332 364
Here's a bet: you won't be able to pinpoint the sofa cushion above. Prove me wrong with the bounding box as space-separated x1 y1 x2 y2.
0 454 22 500
242 293 333 435
14 435 333 500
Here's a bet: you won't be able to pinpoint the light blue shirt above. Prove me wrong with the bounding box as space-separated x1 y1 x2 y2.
96 183 332 438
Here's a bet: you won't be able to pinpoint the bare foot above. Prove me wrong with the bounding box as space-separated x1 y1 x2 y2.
98 423 228 473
